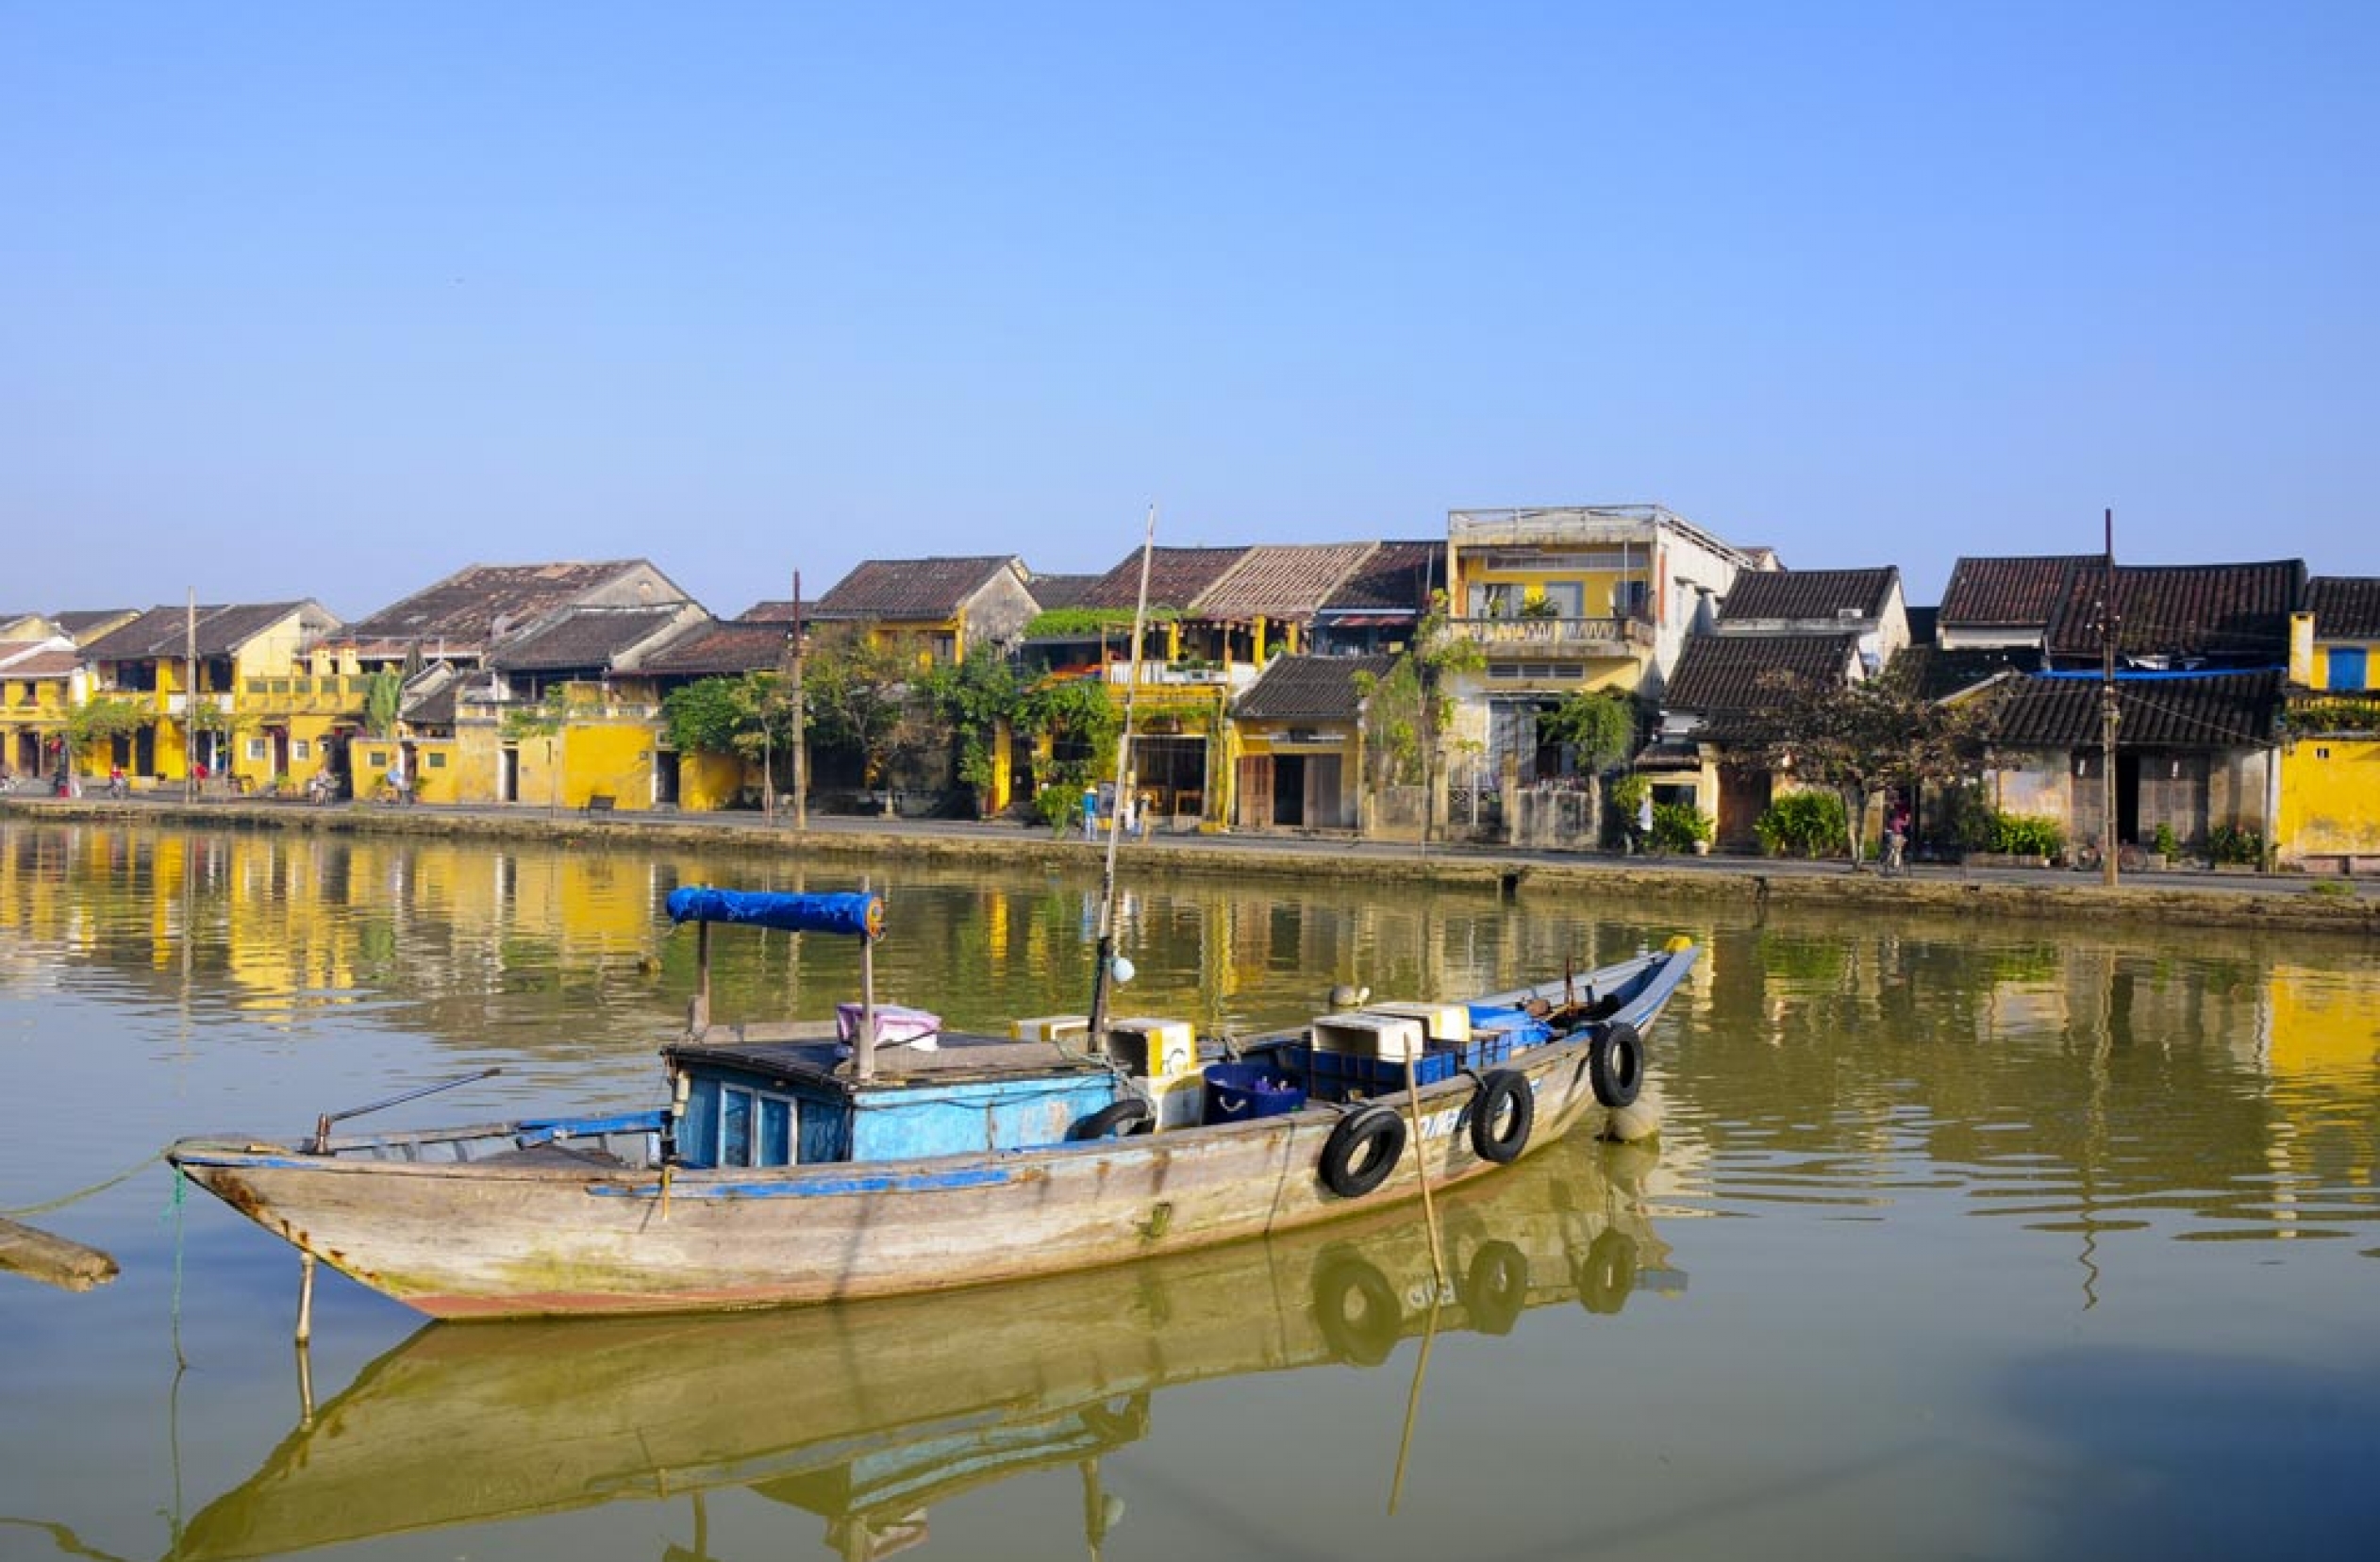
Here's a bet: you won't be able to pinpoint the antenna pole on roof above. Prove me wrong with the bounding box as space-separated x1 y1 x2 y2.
1086 505 1158 1052
2100 508 2120 889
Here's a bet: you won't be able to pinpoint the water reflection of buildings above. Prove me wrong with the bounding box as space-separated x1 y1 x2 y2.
172 1130 1676 1562
1676 915 2380 1256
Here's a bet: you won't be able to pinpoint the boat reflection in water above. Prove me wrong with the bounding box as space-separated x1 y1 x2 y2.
176 1127 1679 1562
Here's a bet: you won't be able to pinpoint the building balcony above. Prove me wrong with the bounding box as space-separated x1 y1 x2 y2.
1449 615 1655 654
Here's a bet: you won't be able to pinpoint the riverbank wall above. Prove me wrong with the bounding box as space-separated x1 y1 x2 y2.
8 796 2375 939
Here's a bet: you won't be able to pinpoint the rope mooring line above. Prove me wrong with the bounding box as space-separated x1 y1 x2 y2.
0 1149 166 1219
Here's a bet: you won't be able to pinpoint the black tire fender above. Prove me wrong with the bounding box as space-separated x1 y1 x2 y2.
1068 1097 1154 1140
1589 1022 1643 1109
1318 1105 1406 1198
1468 1069 1535 1164
1463 1238 1530 1336
1577 1228 1639 1316
1314 1251 1402 1366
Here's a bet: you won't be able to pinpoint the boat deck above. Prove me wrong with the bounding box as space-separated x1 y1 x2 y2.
669 1023 1116 1089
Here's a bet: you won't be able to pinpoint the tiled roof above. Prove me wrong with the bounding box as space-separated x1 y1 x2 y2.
0 640 79 676
1720 567 1898 623
1234 654 1394 723
812 557 1021 621
2041 559 2304 662
487 607 688 672
53 608 139 641
733 600 814 624
1321 540 1444 614
1989 670 2283 749
2310 577 2380 640
1195 543 1378 622
1938 556 2096 629
1024 573 1102 610
1662 633 1860 716
1076 546 1251 611
80 602 333 660
1890 643 2040 701
641 619 795 676
343 561 652 647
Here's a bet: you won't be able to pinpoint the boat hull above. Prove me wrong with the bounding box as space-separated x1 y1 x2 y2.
170 952 1693 1318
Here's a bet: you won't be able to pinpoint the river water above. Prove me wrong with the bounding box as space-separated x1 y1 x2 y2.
1 818 2374 1561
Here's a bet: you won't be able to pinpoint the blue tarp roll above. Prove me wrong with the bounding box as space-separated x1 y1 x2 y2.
666 888 883 939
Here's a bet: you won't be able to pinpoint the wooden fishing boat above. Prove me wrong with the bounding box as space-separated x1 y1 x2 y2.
173 1126 1679 1561
167 886 1694 1319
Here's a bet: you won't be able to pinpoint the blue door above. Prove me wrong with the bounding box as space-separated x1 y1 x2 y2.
2330 647 2369 691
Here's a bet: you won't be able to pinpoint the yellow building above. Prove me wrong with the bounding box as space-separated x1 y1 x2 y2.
810 557 1040 669
0 638 79 784
2279 583 2380 870
1444 507 1760 806
74 601 347 790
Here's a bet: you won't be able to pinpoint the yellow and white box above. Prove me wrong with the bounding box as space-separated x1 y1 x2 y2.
1107 1018 1196 1078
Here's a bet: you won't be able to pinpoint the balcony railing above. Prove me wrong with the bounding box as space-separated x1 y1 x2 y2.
1449 615 1655 653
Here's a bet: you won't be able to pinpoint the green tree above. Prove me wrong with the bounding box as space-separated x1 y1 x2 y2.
1753 662 2002 868
1018 673 1121 792
1352 594 1484 839
362 671 405 738
920 654 1024 814
805 627 924 798
66 697 146 773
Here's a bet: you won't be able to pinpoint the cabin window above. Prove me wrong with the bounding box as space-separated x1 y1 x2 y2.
684 1076 805 1168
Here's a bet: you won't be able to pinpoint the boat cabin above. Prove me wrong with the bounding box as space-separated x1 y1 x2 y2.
665 1034 1118 1168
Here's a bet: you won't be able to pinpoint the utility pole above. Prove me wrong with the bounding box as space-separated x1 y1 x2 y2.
185 589 198 802
790 571 807 832
2100 507 2120 889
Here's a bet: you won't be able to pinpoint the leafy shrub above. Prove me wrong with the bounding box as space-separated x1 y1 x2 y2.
1035 784 1082 837
1755 790 1848 858
1988 812 2064 857
2208 823 2264 866
2151 822 2180 858
2307 879 2354 899
1650 802 1715 853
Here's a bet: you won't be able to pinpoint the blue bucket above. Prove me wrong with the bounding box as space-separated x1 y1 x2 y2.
1203 1061 1307 1123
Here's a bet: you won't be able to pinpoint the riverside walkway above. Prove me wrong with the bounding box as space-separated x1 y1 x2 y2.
8 785 2373 938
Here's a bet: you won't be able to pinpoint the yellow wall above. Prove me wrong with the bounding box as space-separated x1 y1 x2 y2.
678 751 746 812
1454 557 1650 619
2277 738 2380 860
2309 642 2377 691
565 720 658 809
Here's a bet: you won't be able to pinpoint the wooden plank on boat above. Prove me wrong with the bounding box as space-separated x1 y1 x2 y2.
0 1216 119 1292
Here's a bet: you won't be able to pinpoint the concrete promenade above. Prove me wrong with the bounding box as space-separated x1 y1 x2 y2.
8 785 2373 939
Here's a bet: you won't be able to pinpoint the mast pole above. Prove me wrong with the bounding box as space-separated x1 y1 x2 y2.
2100 507 2120 889
1086 505 1158 1051
791 571 807 832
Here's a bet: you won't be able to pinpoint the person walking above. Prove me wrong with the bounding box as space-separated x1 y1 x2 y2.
1081 783 1099 841
1884 800 1910 876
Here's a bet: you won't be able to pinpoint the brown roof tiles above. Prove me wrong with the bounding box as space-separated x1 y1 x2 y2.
812 557 1024 621
1721 567 1898 623
2310 577 2380 640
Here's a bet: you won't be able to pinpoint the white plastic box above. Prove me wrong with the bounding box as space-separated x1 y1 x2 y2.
1012 1014 1091 1044
1363 1000 1473 1046
1309 1011 1428 1060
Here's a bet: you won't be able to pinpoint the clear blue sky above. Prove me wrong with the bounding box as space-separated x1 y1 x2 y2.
5 2 2373 622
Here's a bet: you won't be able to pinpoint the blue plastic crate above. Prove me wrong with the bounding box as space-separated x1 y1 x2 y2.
1202 1061 1307 1123
1296 1042 1466 1103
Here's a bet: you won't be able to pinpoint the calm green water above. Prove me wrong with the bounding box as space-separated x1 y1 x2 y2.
2 819 2375 1561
